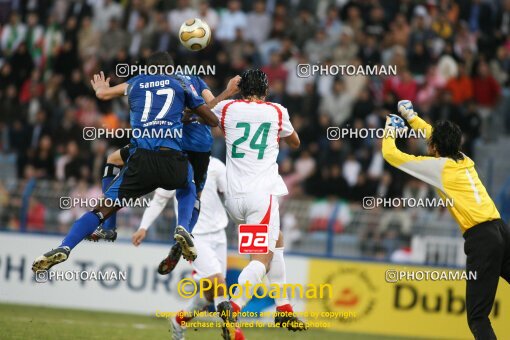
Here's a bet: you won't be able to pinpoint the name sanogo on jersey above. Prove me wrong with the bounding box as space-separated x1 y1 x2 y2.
213 99 294 197
126 74 205 151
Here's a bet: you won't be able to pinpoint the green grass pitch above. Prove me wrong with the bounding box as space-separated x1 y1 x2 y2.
0 303 417 340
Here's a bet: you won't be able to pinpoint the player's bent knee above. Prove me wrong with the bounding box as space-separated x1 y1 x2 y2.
206 273 225 284
93 205 120 220
202 273 226 302
251 253 273 272
107 151 124 167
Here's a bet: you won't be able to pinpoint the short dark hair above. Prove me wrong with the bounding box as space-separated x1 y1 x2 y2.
430 120 464 161
146 51 174 67
239 69 268 98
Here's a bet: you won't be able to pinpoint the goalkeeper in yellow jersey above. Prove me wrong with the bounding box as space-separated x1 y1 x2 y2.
382 100 509 340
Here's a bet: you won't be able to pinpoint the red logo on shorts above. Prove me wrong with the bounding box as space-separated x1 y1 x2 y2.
238 224 269 254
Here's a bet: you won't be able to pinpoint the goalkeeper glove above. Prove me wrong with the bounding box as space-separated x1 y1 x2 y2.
385 114 408 137
397 100 417 121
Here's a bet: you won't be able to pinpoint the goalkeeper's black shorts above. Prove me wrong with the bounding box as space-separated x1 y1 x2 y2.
463 219 510 338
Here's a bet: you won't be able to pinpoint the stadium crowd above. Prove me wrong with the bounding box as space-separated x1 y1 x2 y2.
0 0 509 255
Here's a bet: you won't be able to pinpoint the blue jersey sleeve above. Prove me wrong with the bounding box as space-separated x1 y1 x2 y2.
196 77 209 93
125 76 139 96
184 86 205 109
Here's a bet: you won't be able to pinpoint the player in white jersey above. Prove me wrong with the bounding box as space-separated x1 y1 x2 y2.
211 70 305 339
131 157 244 340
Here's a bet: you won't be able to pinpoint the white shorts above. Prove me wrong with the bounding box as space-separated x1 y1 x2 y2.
191 230 227 280
225 194 280 252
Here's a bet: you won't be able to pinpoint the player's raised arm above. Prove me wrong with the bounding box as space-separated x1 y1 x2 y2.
183 80 219 127
184 76 241 125
206 75 241 109
382 116 445 190
90 71 128 100
283 131 300 149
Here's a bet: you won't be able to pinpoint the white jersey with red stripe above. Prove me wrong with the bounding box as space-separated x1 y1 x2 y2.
212 99 294 198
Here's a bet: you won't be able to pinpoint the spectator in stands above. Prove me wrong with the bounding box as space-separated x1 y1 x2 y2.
245 0 271 45
390 13 410 47
429 90 463 126
304 29 331 64
408 41 431 76
24 12 44 66
92 0 122 33
473 60 501 110
0 84 21 128
472 60 501 136
320 79 354 126
29 135 55 179
343 154 362 188
53 107 82 154
56 140 85 182
261 52 287 87
445 61 473 105
10 42 34 87
216 0 246 42
1 12 26 56
29 110 52 149
290 8 316 49
332 26 358 66
454 21 477 57
226 28 250 71
383 69 418 102
168 0 198 33
459 100 482 156
467 0 494 36
26 196 46 231
343 4 363 36
198 1 219 31
352 87 374 122
431 13 453 40
359 33 381 66
64 69 89 101
407 7 434 52
322 5 342 42
128 14 152 59
490 46 510 87
77 16 99 59
365 5 387 39
100 18 128 62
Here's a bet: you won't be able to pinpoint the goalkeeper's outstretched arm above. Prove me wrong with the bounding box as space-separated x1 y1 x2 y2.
382 117 446 191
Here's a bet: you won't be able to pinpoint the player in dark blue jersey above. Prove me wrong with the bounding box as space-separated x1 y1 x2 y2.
88 75 240 277
32 52 219 271
180 75 214 154
86 74 240 247
155 73 240 274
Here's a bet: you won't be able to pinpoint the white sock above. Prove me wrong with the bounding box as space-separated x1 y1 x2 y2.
267 247 289 306
232 260 266 308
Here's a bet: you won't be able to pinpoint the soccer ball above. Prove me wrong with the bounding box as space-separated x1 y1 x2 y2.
178 18 211 51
